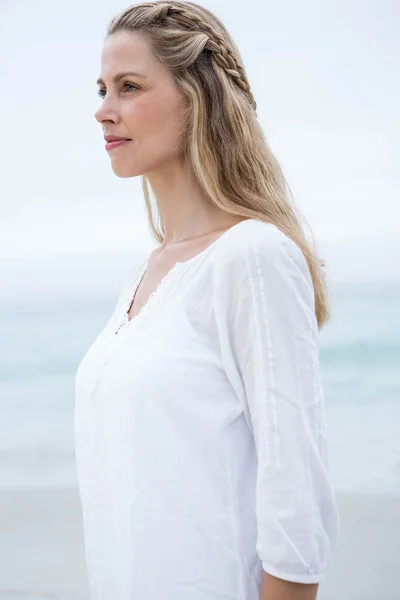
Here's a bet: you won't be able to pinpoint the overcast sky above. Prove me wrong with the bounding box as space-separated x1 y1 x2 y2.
1 0 399 293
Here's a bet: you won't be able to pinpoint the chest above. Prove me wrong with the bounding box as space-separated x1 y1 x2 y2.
74 309 240 464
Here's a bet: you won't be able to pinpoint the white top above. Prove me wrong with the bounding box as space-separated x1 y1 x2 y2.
74 218 340 600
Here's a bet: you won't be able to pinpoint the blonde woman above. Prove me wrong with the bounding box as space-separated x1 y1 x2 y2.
74 2 340 599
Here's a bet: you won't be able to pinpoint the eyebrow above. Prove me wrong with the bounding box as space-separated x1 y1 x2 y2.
96 71 147 86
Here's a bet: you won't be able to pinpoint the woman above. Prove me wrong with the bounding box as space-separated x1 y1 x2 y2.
74 2 340 599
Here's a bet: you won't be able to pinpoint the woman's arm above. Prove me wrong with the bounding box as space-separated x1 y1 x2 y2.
212 223 340 587
261 571 319 600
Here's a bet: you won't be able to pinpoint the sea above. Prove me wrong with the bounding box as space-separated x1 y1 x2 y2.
1 277 399 496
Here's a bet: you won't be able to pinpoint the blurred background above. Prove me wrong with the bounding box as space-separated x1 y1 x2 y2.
0 0 399 598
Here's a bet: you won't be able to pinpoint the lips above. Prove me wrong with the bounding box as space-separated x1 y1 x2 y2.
104 134 132 142
104 138 132 151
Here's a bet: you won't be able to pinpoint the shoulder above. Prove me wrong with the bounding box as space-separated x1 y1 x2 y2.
213 219 311 286
210 218 316 324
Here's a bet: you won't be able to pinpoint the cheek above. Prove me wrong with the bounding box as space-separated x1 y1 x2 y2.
127 96 183 145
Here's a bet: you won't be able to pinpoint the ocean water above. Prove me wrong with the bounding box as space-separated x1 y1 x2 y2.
1 280 399 495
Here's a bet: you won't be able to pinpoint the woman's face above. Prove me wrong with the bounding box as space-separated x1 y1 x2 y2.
95 30 187 178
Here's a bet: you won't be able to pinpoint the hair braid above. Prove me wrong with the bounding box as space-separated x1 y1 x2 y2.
167 3 256 109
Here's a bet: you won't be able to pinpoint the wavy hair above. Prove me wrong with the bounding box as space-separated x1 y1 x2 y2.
106 0 331 328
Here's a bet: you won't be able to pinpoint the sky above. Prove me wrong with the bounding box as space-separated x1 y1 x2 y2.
0 0 399 297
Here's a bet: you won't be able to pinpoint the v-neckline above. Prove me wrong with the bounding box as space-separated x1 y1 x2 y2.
126 258 176 325
115 218 257 333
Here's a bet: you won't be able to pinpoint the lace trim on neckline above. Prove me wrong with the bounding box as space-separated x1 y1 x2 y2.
114 244 210 333
114 218 258 334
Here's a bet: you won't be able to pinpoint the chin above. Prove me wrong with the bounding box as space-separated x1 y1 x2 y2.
112 170 136 178
110 164 142 178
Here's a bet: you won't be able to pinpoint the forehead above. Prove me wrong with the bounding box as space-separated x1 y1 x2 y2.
99 31 158 77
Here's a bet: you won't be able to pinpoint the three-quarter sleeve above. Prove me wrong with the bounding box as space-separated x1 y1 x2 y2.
211 224 340 584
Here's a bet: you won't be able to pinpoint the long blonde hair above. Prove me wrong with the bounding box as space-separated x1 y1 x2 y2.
106 0 331 328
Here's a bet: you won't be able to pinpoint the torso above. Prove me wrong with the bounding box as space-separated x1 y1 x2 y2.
74 216 266 599
74 217 335 598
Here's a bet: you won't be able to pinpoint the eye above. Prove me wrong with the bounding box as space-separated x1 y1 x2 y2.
97 82 139 98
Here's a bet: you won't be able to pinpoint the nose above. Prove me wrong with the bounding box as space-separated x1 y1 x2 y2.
94 96 121 125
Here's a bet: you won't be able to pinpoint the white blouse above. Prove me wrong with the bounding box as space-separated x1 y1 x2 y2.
74 218 340 600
